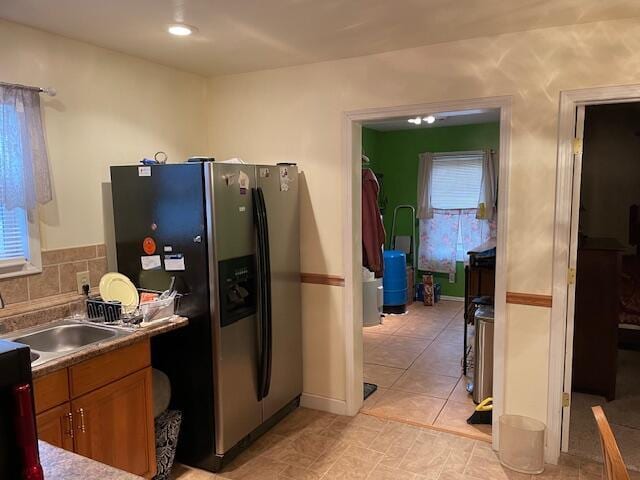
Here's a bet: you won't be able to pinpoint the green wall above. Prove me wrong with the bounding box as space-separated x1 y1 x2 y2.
363 123 499 297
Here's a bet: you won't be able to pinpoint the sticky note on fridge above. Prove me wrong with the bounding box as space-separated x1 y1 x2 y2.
141 255 161 271
164 254 185 271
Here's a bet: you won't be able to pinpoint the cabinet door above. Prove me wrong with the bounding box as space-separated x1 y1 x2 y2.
36 403 74 452
72 368 156 478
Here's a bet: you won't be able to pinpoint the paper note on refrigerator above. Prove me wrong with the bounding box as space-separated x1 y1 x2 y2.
141 255 161 271
164 254 186 271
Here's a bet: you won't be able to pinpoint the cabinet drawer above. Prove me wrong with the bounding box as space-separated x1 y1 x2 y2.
69 340 150 398
34 369 69 414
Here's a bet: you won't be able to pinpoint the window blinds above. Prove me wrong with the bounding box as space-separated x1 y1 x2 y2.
0 204 28 262
430 153 483 209
0 104 29 263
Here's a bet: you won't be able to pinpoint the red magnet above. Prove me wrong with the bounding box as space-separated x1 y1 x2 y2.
143 237 157 255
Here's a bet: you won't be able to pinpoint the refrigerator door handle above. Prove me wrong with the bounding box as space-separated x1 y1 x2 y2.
253 187 272 401
258 187 273 399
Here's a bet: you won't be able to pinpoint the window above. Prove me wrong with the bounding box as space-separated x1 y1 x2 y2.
0 102 41 277
431 152 484 260
430 152 483 210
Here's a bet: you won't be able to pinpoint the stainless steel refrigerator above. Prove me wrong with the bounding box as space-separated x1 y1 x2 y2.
110 162 302 472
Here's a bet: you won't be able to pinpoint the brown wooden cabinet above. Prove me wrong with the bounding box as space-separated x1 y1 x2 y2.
73 368 155 477
36 403 74 452
33 340 156 478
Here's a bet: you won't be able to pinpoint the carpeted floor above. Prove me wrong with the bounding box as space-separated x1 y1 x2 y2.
569 348 640 471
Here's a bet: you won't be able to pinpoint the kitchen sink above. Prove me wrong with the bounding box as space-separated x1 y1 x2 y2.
14 324 117 353
2 319 133 368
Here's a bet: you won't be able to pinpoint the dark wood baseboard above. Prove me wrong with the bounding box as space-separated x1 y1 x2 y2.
506 292 553 308
300 273 345 287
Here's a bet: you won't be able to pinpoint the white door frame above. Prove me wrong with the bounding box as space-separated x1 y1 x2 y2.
548 84 640 461
341 95 512 451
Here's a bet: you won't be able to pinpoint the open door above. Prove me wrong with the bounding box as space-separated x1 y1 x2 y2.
560 104 585 452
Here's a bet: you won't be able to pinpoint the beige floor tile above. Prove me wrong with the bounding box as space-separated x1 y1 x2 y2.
410 356 462 377
433 400 492 441
269 408 337 438
365 342 426 369
370 420 421 453
363 331 388 348
435 327 466 346
171 463 218 479
392 369 459 399
420 340 462 363
218 455 288 479
363 387 387 411
278 465 322 479
394 320 447 340
449 377 474 406
398 438 451 478
364 389 446 426
332 413 388 432
321 422 380 449
464 444 529 480
368 464 417 480
322 451 376 479
364 314 409 335
364 363 405 388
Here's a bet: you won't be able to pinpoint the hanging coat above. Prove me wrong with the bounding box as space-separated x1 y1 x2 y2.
362 168 386 278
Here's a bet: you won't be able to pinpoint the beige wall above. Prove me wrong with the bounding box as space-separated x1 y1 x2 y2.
206 17 640 422
0 19 208 251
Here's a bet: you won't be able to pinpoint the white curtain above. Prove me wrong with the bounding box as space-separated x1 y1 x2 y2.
476 149 497 220
418 208 491 275
417 152 433 219
0 86 52 210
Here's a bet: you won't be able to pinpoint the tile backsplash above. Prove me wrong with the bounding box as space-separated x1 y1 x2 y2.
0 244 108 306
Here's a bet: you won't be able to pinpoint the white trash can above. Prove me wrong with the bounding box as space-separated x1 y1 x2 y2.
499 414 545 474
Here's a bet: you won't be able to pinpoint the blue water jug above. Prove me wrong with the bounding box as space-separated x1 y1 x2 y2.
382 250 407 314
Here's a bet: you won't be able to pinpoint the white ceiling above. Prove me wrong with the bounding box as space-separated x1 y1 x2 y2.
1 0 640 76
364 109 500 131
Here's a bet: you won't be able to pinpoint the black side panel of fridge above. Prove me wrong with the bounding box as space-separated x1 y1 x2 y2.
110 163 215 463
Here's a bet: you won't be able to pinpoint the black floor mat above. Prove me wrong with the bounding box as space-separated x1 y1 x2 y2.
363 382 378 400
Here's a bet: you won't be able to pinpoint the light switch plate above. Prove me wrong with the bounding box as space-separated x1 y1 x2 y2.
76 271 90 294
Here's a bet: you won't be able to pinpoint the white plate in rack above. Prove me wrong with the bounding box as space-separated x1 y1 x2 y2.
99 273 139 314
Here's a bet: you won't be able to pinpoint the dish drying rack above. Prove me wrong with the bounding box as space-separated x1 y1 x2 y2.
86 289 180 327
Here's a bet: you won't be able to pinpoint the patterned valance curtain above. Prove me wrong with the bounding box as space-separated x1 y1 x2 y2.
0 85 52 210
418 209 491 275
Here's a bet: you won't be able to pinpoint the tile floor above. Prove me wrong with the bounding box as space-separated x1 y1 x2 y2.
170 407 628 479
361 301 490 441
569 348 640 471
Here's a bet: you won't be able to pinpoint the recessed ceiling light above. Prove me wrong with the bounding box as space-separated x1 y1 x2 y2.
168 24 196 36
408 117 422 125
423 115 436 124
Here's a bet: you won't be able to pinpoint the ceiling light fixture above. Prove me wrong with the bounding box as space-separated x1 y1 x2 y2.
407 117 422 125
168 24 196 36
423 115 436 124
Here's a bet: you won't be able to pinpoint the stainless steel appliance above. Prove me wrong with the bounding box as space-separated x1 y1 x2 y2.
110 162 301 472
472 305 494 404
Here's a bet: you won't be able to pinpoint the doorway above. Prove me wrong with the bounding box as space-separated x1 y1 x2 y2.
342 97 512 446
559 101 640 470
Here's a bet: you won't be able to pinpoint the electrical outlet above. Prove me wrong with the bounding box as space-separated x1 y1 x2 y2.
76 271 90 294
